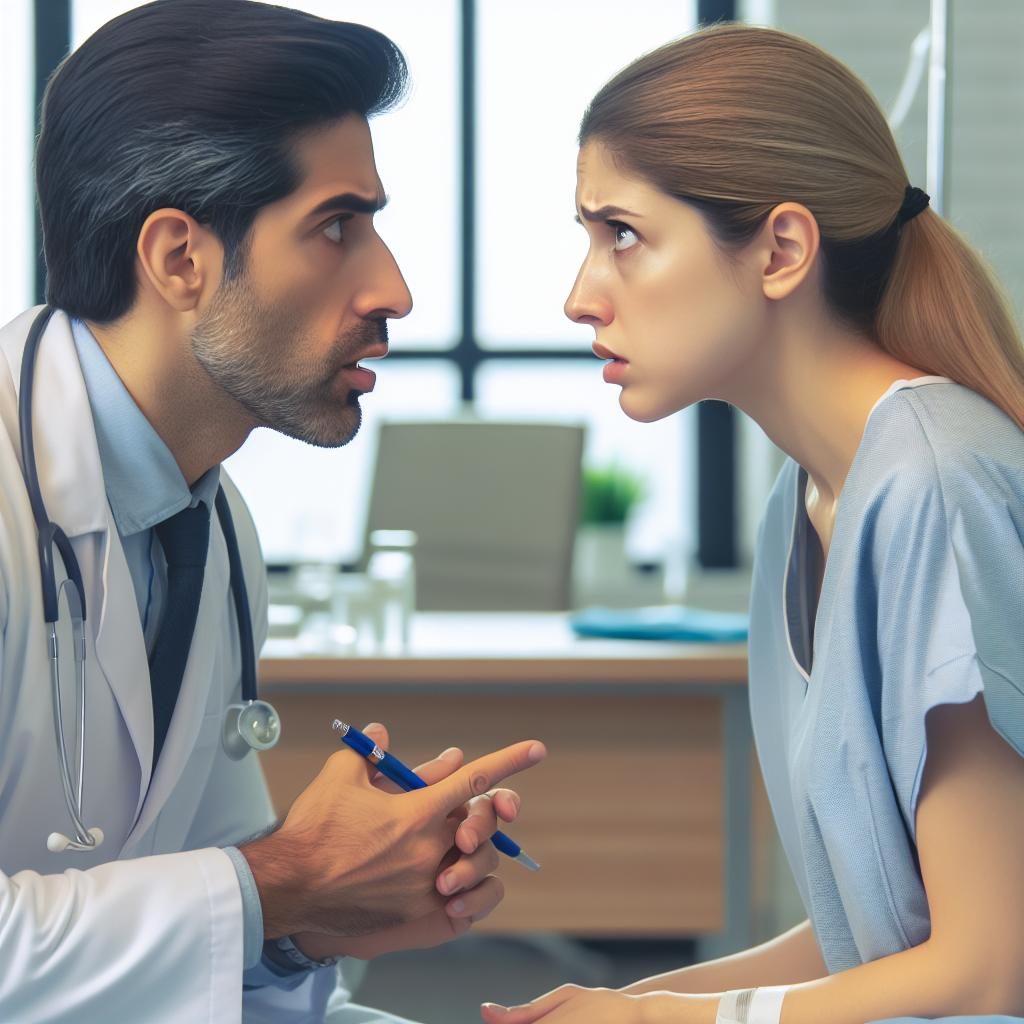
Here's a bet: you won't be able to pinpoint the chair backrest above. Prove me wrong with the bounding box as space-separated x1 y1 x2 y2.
362 420 585 611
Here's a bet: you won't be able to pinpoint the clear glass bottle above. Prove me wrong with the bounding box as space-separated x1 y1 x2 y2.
365 530 417 655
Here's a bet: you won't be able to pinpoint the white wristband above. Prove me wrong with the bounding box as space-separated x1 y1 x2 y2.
716 990 753 1024
749 986 789 1023
716 986 789 1024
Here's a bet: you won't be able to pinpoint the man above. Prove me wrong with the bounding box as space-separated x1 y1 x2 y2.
0 2 545 1020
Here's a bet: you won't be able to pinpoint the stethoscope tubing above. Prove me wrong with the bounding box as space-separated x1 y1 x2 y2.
17 305 274 853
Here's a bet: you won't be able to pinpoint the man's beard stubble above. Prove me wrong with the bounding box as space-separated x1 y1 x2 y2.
190 273 387 448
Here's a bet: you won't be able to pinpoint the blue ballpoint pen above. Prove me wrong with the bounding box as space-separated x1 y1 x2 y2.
332 719 541 871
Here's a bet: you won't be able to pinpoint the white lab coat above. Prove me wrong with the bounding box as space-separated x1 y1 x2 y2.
0 308 413 1023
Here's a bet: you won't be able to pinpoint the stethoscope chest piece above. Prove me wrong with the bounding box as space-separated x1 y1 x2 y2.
222 699 281 760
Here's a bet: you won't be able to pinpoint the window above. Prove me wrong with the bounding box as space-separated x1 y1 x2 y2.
473 0 700 563
476 0 694 348
0 1 34 327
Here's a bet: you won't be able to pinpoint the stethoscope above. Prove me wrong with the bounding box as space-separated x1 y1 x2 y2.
19 306 281 854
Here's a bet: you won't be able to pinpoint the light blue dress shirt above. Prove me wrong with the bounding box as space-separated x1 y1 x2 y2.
71 319 305 985
749 377 1024 976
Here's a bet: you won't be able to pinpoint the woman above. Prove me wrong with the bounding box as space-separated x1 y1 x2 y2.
482 23 1024 1024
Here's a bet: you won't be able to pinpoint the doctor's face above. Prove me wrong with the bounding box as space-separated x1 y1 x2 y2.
565 141 761 421
191 115 412 448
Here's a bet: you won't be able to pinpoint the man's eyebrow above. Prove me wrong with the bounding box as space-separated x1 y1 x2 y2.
307 192 389 218
575 204 642 224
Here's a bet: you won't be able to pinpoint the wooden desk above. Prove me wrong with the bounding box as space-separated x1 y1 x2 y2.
259 613 753 956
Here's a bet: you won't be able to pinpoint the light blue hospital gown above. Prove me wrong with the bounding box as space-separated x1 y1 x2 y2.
748 376 1024 978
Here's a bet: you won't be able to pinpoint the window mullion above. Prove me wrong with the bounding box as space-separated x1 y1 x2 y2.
34 0 71 304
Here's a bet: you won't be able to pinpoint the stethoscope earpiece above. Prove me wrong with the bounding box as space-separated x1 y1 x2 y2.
47 826 104 854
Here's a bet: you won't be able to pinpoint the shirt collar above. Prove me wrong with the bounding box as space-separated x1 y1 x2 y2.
71 318 220 536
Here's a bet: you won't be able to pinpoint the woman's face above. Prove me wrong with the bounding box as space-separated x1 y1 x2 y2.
565 140 763 421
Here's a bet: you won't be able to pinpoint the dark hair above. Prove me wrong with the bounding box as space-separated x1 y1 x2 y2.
579 24 1024 430
36 0 408 323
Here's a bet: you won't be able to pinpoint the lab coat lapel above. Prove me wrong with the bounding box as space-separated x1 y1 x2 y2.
92 517 154 816
3 308 155 812
129 520 230 839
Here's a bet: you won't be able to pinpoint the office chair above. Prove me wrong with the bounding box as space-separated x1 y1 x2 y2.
362 420 585 611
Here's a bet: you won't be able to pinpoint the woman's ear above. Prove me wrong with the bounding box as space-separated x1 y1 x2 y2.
135 208 223 313
759 202 821 302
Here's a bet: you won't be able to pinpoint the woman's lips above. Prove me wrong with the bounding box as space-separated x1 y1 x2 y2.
592 341 625 362
593 341 629 384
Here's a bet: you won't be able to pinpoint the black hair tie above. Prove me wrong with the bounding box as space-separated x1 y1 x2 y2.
896 185 930 226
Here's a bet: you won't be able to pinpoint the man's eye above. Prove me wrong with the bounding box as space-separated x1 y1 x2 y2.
324 217 347 244
610 222 639 252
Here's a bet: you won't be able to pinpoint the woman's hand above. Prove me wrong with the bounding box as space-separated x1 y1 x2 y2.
480 985 716 1024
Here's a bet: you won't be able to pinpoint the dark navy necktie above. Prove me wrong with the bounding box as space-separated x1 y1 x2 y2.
149 503 211 769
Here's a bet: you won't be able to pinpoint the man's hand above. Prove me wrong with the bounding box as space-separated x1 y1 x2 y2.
291 723 522 961
241 723 545 943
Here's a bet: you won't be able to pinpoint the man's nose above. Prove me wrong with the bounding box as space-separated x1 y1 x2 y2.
356 238 413 321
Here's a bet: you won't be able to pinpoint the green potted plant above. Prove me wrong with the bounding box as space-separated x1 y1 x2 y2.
574 462 647 605
580 463 646 526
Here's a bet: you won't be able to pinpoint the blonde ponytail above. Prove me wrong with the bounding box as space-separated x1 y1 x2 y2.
878 210 1024 430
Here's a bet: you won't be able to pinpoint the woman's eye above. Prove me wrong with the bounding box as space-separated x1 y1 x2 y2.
323 217 346 244
611 222 639 252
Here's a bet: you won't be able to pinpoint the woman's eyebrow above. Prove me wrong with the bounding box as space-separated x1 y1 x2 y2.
575 204 643 224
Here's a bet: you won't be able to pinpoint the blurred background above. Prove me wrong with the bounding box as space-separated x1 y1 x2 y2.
5 0 1023 1020
6 0 1024 598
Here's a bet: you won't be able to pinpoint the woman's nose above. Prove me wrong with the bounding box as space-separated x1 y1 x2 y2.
564 269 611 327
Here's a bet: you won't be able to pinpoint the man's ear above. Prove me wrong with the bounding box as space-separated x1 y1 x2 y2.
136 209 223 313
758 202 821 302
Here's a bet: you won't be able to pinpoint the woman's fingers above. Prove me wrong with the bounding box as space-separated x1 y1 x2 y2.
480 985 582 1023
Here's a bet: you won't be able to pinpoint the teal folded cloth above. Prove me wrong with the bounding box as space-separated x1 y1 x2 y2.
570 604 748 642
